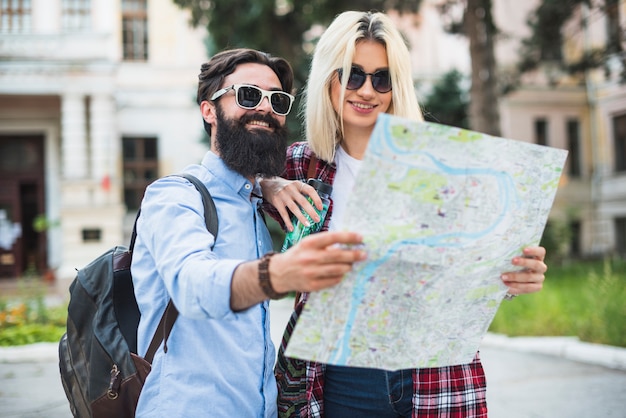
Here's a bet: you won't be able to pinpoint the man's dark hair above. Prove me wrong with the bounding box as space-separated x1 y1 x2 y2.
197 48 294 136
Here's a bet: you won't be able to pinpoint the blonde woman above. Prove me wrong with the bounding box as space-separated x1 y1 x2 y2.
262 11 547 418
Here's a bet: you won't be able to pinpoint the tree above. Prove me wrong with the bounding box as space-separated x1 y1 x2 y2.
436 0 500 135
518 0 587 74
172 0 421 88
172 0 422 136
465 0 499 135
518 0 626 83
422 69 469 129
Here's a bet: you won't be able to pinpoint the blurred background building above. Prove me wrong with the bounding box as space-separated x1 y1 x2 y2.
0 0 207 285
494 1 626 260
0 0 624 290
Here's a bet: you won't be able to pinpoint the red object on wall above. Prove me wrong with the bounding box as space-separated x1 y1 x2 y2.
101 175 111 192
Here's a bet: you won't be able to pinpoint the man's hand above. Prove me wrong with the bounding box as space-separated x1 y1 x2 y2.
230 231 366 311
270 231 367 294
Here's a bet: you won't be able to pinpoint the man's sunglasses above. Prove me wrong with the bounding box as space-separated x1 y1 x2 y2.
336 66 392 93
210 84 295 116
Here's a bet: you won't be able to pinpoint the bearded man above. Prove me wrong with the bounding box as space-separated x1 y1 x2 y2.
131 49 366 418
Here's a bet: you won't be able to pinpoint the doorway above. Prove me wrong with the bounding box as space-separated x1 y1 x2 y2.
0 135 46 279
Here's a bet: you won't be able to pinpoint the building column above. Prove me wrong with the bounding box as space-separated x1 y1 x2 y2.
90 94 115 190
61 93 88 179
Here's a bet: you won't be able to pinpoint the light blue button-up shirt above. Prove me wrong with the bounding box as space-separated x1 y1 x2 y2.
132 151 277 418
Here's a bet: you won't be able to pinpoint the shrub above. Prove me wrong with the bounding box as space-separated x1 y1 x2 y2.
0 282 67 346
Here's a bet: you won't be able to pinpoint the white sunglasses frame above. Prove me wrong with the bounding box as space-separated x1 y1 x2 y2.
210 84 295 116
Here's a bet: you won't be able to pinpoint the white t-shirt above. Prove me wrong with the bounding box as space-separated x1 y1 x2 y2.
329 145 362 232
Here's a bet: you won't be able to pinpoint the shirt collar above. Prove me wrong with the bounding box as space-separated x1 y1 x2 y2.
200 151 256 199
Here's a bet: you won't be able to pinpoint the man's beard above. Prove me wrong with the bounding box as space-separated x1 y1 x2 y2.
214 106 288 178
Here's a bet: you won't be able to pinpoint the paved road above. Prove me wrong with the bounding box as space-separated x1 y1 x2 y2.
1 298 625 418
482 347 626 417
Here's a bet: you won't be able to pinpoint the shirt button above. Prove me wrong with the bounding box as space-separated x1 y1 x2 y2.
245 184 251 190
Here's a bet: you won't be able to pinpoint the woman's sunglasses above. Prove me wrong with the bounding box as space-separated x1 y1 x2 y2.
210 84 295 116
336 66 392 93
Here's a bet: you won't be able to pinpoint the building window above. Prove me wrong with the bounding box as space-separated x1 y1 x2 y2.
81 228 102 243
616 218 626 256
122 0 148 61
613 114 626 173
566 118 581 178
62 0 91 32
534 118 548 146
0 0 32 34
123 137 158 210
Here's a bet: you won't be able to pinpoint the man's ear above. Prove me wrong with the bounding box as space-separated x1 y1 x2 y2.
201 100 220 154
200 100 217 125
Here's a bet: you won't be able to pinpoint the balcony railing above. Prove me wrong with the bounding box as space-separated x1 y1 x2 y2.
0 33 114 62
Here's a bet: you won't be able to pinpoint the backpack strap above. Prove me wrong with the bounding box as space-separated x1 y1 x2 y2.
129 174 218 252
176 173 219 241
141 173 218 361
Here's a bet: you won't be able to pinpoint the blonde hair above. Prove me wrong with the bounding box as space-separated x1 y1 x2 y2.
303 11 423 162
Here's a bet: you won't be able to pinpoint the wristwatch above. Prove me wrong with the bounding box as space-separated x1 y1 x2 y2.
258 252 288 300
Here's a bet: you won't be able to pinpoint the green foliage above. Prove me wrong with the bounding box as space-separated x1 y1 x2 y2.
421 69 469 129
0 323 66 346
32 214 60 233
490 257 626 347
521 0 580 64
0 283 67 346
172 0 422 88
539 219 572 264
516 0 624 80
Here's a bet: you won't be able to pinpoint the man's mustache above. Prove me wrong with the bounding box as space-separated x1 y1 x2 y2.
239 112 282 131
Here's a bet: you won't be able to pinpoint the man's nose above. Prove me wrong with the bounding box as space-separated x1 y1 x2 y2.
256 96 272 113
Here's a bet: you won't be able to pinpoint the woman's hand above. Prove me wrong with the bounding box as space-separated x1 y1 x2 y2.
259 177 323 231
501 246 548 296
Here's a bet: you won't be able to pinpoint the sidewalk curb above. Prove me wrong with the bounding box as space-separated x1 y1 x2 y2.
3 334 626 371
482 333 626 371
0 342 58 363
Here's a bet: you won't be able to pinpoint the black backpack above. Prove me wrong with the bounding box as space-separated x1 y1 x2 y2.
59 173 218 418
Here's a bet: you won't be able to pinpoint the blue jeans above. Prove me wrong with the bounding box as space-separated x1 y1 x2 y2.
324 364 413 418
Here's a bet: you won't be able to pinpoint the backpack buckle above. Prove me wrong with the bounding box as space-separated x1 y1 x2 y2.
107 364 121 400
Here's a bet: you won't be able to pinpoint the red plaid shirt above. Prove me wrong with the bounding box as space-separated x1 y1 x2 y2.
268 142 488 418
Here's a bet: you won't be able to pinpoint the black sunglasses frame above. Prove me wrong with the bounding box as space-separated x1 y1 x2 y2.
210 84 295 116
336 66 392 93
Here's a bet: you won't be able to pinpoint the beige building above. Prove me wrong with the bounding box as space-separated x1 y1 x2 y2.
0 0 208 286
495 1 626 257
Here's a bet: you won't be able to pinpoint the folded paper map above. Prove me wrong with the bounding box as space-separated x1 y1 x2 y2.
284 114 569 370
